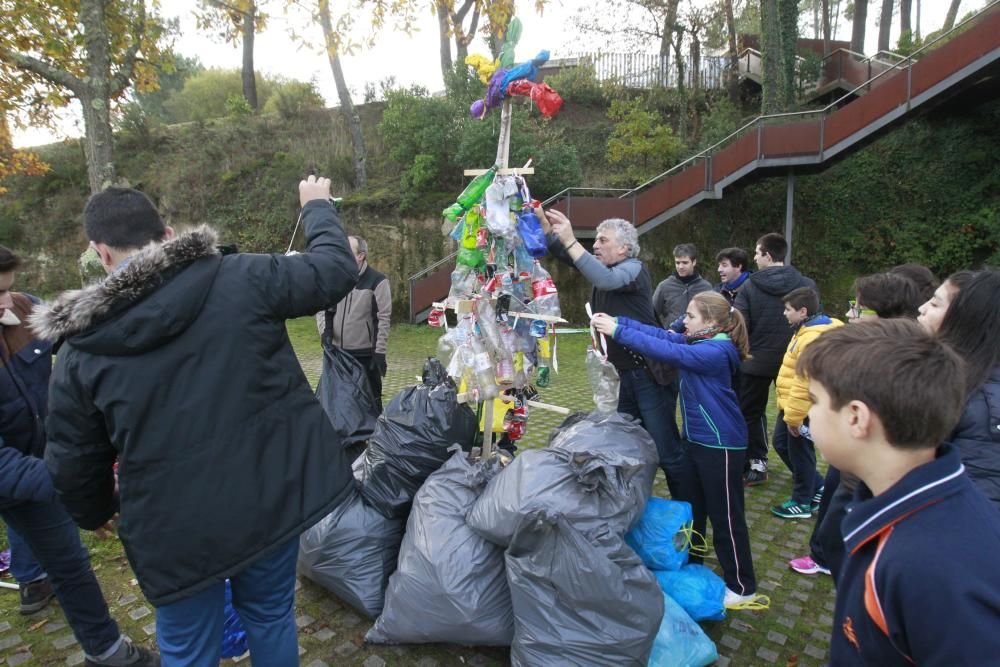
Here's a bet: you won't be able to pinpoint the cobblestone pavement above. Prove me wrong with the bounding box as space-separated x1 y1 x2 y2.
0 323 835 665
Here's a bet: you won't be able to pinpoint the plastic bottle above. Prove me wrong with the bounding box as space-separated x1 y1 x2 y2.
457 166 498 209
470 338 499 399
536 337 551 387
442 202 465 222
530 260 561 318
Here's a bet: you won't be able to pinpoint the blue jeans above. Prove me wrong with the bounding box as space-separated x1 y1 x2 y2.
772 414 824 505
7 524 45 583
0 500 121 656
155 537 299 667
617 368 689 501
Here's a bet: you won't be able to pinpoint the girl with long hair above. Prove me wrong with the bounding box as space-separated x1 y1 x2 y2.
919 269 1000 509
593 291 765 609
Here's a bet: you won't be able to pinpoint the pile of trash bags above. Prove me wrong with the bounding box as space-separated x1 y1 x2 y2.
298 359 477 618
303 369 723 665
367 410 679 664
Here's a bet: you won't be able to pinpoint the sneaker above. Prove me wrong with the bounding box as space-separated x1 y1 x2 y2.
84 638 160 666
724 587 770 610
771 499 812 519
788 555 831 576
19 578 55 614
811 486 825 512
743 459 768 486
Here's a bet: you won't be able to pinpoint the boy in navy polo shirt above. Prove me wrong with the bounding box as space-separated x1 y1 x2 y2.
798 319 1000 665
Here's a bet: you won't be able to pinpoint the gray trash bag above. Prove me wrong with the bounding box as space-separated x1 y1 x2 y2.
357 358 478 519
365 450 514 646
506 512 664 666
548 410 659 528
297 485 404 618
466 447 642 548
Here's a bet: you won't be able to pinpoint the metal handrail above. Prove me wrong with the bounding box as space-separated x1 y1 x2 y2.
619 0 1000 199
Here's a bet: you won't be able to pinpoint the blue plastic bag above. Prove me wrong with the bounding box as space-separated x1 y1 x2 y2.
516 210 547 258
625 497 693 571
654 564 726 622
221 580 248 659
648 592 719 667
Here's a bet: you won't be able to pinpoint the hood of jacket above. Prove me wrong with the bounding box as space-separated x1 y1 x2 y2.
30 227 222 355
749 265 810 296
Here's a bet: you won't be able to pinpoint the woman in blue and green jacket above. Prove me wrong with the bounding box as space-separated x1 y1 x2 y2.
593 291 763 610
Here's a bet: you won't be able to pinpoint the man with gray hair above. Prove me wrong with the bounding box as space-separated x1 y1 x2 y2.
544 209 690 502
316 235 391 410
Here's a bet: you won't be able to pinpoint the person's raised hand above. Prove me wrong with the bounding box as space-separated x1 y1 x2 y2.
545 209 576 245
299 175 332 208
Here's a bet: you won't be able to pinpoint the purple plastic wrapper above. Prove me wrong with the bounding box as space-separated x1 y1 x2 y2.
0 548 10 574
486 68 510 109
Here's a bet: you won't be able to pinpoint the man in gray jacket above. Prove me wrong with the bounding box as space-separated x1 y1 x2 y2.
317 236 391 409
652 243 713 329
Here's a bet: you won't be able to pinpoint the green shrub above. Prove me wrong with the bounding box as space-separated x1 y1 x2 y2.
264 81 325 119
606 97 684 186
544 60 605 106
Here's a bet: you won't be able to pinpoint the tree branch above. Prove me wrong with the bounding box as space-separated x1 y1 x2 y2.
110 2 148 96
453 0 475 24
0 48 84 94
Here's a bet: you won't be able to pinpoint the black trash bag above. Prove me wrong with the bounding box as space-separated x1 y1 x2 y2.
315 343 379 450
506 512 664 667
297 485 404 618
357 358 478 518
366 449 514 646
548 410 659 529
466 447 644 548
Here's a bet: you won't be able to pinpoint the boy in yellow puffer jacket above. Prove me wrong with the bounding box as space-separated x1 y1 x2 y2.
771 287 844 519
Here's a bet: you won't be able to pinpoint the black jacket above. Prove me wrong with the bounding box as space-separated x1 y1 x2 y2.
949 367 1000 510
734 265 816 377
0 293 56 510
33 201 359 606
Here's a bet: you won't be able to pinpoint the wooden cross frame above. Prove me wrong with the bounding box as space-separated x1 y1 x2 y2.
453 98 571 457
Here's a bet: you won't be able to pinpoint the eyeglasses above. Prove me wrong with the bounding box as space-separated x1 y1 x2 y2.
847 299 877 319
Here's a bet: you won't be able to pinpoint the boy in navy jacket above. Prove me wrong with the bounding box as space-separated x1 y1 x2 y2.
798 319 1000 665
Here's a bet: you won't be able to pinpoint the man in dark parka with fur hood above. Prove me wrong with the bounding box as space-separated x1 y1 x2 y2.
32 177 358 666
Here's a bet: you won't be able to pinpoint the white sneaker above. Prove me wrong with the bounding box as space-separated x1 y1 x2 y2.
724 587 770 610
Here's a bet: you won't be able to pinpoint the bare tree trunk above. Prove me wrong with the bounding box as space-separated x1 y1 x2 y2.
851 0 868 53
454 3 480 65
822 0 831 54
833 0 843 40
436 2 452 80
943 0 961 31
80 0 116 191
662 0 681 81
241 2 258 110
690 35 701 92
725 0 740 103
878 0 894 51
761 0 784 114
900 0 912 39
813 0 820 39
318 0 366 188
915 0 921 37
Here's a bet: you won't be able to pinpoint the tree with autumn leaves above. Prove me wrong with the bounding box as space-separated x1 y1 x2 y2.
0 0 170 193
